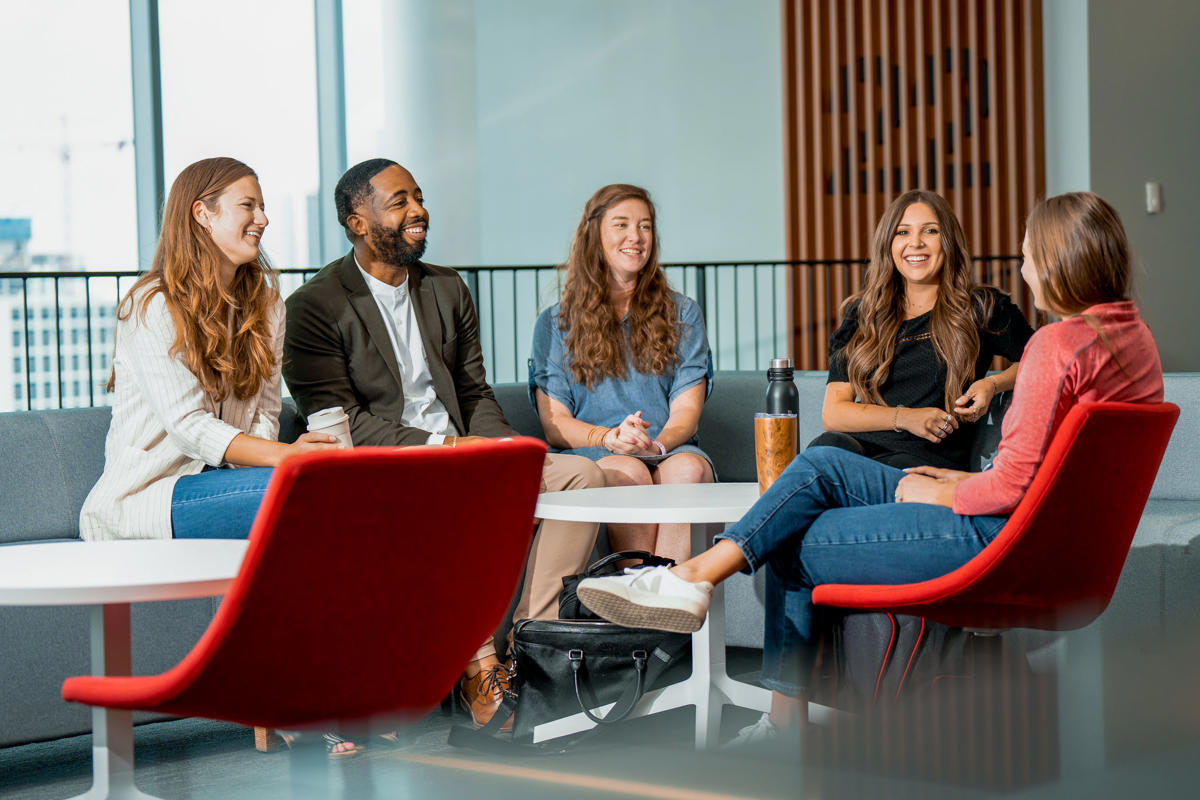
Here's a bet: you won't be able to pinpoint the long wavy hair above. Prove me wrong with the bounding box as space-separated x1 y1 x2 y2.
109 157 279 401
558 184 679 389
840 189 994 412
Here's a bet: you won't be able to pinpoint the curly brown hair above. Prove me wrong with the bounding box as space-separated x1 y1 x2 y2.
841 189 994 412
109 157 279 402
558 184 679 390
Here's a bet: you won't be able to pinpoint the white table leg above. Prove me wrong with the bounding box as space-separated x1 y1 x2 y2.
687 521 772 747
70 604 160 800
531 519 774 748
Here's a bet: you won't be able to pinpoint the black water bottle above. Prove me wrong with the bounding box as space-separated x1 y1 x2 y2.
766 357 799 415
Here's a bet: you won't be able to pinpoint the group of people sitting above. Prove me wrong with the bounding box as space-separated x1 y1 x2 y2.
77 154 1163 753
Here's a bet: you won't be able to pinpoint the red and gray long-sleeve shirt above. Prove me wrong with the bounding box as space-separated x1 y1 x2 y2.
952 301 1163 517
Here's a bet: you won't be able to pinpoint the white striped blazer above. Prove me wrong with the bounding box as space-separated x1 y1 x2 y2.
79 286 283 540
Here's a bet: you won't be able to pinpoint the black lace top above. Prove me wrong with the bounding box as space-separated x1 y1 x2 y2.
826 287 1034 469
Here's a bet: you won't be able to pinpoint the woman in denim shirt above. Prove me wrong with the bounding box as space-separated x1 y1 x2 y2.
530 184 714 562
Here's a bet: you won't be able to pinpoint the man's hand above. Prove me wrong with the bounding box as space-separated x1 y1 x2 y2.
894 466 974 508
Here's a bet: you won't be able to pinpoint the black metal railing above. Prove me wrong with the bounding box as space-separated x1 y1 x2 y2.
0 257 1029 412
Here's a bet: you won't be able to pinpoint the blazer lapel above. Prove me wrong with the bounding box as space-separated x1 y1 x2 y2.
408 265 466 434
336 255 405 395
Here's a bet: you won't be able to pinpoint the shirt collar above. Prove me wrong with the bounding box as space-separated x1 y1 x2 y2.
354 253 408 304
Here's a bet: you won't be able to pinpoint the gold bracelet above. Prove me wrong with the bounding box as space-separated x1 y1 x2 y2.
892 405 904 433
987 375 1000 394
600 426 618 451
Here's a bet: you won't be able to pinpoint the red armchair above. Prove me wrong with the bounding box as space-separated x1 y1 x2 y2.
62 438 547 730
812 401 1179 630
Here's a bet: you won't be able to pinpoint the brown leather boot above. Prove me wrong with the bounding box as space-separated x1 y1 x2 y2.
458 660 514 731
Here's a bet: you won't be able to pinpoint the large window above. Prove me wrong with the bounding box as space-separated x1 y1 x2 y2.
0 0 137 270
0 0 137 410
159 0 320 271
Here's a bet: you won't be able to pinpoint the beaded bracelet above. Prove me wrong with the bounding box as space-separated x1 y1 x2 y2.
652 440 666 455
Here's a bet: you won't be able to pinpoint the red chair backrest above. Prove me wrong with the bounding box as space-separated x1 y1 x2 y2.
109 438 545 729
813 402 1179 630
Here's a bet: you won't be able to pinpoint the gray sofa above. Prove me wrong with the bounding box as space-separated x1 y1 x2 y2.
2 371 1196 746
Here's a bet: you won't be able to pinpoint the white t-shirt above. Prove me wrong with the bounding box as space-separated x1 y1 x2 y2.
356 258 459 444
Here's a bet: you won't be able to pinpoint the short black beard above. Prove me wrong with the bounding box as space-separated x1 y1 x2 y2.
368 221 427 267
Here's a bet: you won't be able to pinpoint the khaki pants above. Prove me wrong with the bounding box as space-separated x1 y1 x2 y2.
473 453 603 661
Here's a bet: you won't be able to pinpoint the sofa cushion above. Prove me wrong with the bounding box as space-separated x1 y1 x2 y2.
0 407 111 544
1151 374 1199 500
493 383 545 441
279 399 302 445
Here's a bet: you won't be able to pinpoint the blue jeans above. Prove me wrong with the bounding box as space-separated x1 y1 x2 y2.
714 446 1007 696
171 466 274 539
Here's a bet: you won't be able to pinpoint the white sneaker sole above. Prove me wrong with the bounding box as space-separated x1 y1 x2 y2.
576 580 708 634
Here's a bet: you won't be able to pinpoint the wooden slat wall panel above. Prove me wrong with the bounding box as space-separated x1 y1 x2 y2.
782 0 1045 369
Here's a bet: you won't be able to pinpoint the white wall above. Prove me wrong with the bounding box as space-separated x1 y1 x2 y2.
1043 0 1090 195
1045 0 1200 370
1086 0 1200 371
372 0 784 269
473 0 785 267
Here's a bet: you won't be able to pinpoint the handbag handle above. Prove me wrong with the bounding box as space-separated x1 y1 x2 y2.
568 649 647 725
584 551 675 577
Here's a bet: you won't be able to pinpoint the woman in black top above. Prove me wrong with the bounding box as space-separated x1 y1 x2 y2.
813 190 1034 470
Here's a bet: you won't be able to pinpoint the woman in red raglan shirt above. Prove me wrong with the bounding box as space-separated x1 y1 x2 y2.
576 192 1164 739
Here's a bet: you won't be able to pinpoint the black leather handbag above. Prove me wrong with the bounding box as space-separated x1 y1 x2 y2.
509 618 691 741
558 550 675 620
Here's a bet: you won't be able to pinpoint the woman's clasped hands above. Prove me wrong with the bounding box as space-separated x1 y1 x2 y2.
603 411 656 455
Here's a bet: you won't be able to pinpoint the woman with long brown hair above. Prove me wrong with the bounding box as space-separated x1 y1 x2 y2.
530 184 713 562
816 189 1033 469
80 157 340 543
578 192 1163 744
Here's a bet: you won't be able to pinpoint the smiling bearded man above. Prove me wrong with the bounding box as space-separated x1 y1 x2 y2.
281 159 604 730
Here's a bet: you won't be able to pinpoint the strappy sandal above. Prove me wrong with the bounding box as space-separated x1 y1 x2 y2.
322 732 362 759
279 731 362 760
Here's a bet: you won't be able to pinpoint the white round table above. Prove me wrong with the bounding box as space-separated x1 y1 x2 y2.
0 540 249 800
534 482 770 748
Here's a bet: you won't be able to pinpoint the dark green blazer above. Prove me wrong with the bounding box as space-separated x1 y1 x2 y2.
283 251 514 445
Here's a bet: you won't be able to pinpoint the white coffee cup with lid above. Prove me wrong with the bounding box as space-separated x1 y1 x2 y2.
305 406 353 448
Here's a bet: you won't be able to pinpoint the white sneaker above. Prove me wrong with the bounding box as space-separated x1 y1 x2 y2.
723 713 778 749
576 565 713 633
